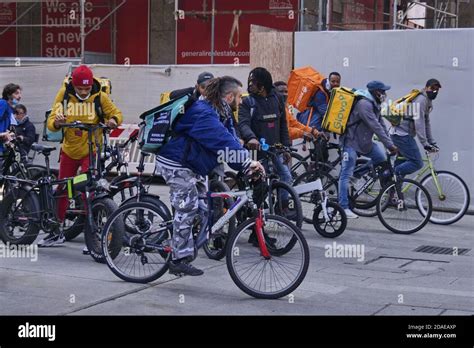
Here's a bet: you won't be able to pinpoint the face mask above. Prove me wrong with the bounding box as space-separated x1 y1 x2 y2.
426 91 438 100
75 92 91 101
371 90 386 104
325 79 332 91
11 98 19 106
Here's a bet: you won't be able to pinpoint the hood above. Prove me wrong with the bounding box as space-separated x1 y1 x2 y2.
354 89 375 102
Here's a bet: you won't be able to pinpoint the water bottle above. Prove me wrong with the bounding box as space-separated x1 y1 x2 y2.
260 138 269 151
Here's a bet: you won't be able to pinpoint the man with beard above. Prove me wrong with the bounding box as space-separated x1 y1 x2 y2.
156 76 264 276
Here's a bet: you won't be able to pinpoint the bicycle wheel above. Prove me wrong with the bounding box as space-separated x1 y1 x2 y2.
312 201 347 238
377 178 432 234
0 186 40 245
85 198 123 263
110 174 138 206
226 214 309 299
349 174 384 218
102 202 171 283
203 180 236 261
419 171 470 225
268 181 303 229
293 171 338 224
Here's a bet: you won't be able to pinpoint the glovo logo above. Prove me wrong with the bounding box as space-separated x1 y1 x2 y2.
296 85 309 108
334 94 347 130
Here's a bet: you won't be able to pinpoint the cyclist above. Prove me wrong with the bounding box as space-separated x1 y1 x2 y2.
238 68 293 206
338 80 398 219
39 65 123 247
0 83 22 164
390 78 442 177
13 104 36 163
156 76 264 276
274 81 320 142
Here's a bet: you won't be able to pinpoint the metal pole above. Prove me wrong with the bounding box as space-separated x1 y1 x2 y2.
300 0 305 31
210 0 215 64
80 0 85 64
392 0 397 29
326 0 331 30
318 0 323 31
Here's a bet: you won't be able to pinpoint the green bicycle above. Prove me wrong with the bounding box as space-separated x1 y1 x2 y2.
400 150 470 225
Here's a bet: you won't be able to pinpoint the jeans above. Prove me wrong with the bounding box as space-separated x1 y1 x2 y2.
338 143 386 209
264 153 292 201
391 134 423 176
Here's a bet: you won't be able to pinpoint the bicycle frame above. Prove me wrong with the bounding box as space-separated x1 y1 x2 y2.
136 187 272 259
397 152 444 198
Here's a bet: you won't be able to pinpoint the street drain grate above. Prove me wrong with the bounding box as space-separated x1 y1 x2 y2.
414 245 470 256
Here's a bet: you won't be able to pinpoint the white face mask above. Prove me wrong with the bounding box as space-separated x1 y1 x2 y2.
75 92 91 101
325 79 331 91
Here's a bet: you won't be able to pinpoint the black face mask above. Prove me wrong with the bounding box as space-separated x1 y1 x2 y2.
426 91 438 100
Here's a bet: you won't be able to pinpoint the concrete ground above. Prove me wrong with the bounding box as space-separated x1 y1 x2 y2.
0 184 472 316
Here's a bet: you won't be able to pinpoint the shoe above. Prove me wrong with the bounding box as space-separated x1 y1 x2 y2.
168 260 204 276
248 231 277 248
82 246 90 255
38 233 65 247
344 209 359 219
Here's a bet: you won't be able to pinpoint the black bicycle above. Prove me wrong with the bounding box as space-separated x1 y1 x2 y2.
0 122 124 262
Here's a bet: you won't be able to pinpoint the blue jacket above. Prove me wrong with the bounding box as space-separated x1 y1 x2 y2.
0 99 13 153
159 100 249 176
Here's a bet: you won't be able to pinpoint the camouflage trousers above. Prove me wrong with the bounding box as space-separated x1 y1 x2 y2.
156 165 208 261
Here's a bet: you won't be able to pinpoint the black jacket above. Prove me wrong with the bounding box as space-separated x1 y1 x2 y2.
238 88 290 146
14 117 36 158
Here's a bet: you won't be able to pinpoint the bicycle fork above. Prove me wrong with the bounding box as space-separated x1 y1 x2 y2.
255 209 271 259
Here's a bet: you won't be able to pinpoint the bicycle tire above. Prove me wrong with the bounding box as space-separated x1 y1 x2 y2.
226 214 309 299
419 171 470 225
102 202 171 283
377 178 432 234
0 186 41 245
85 198 123 263
312 201 347 238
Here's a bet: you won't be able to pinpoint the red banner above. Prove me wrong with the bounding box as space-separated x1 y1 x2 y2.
177 0 298 64
0 2 17 57
115 0 149 65
41 0 111 58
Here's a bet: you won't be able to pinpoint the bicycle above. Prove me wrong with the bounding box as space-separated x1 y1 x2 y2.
349 152 433 234
0 122 124 262
225 143 303 229
101 170 310 299
397 150 470 225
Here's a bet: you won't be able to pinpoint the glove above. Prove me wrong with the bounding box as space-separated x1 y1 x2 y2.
424 144 438 153
430 143 440 151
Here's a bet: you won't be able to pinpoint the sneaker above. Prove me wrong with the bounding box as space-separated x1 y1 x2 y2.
38 233 65 247
248 231 277 248
82 246 90 255
168 260 204 276
344 209 359 219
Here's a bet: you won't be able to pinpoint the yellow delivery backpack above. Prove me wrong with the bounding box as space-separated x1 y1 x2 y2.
321 87 357 135
382 89 421 126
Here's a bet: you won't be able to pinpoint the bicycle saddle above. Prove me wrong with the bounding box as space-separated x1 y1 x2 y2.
31 143 56 155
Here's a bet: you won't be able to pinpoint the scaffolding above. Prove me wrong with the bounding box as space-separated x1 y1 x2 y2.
0 0 461 64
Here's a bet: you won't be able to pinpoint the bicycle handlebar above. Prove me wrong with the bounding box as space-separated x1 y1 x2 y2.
61 121 110 132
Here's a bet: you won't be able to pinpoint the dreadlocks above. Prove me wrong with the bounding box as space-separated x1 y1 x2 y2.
248 67 273 95
203 76 242 113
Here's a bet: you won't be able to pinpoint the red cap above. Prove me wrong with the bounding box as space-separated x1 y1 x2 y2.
72 65 93 87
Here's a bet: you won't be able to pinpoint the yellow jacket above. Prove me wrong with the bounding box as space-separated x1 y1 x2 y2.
47 78 123 160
